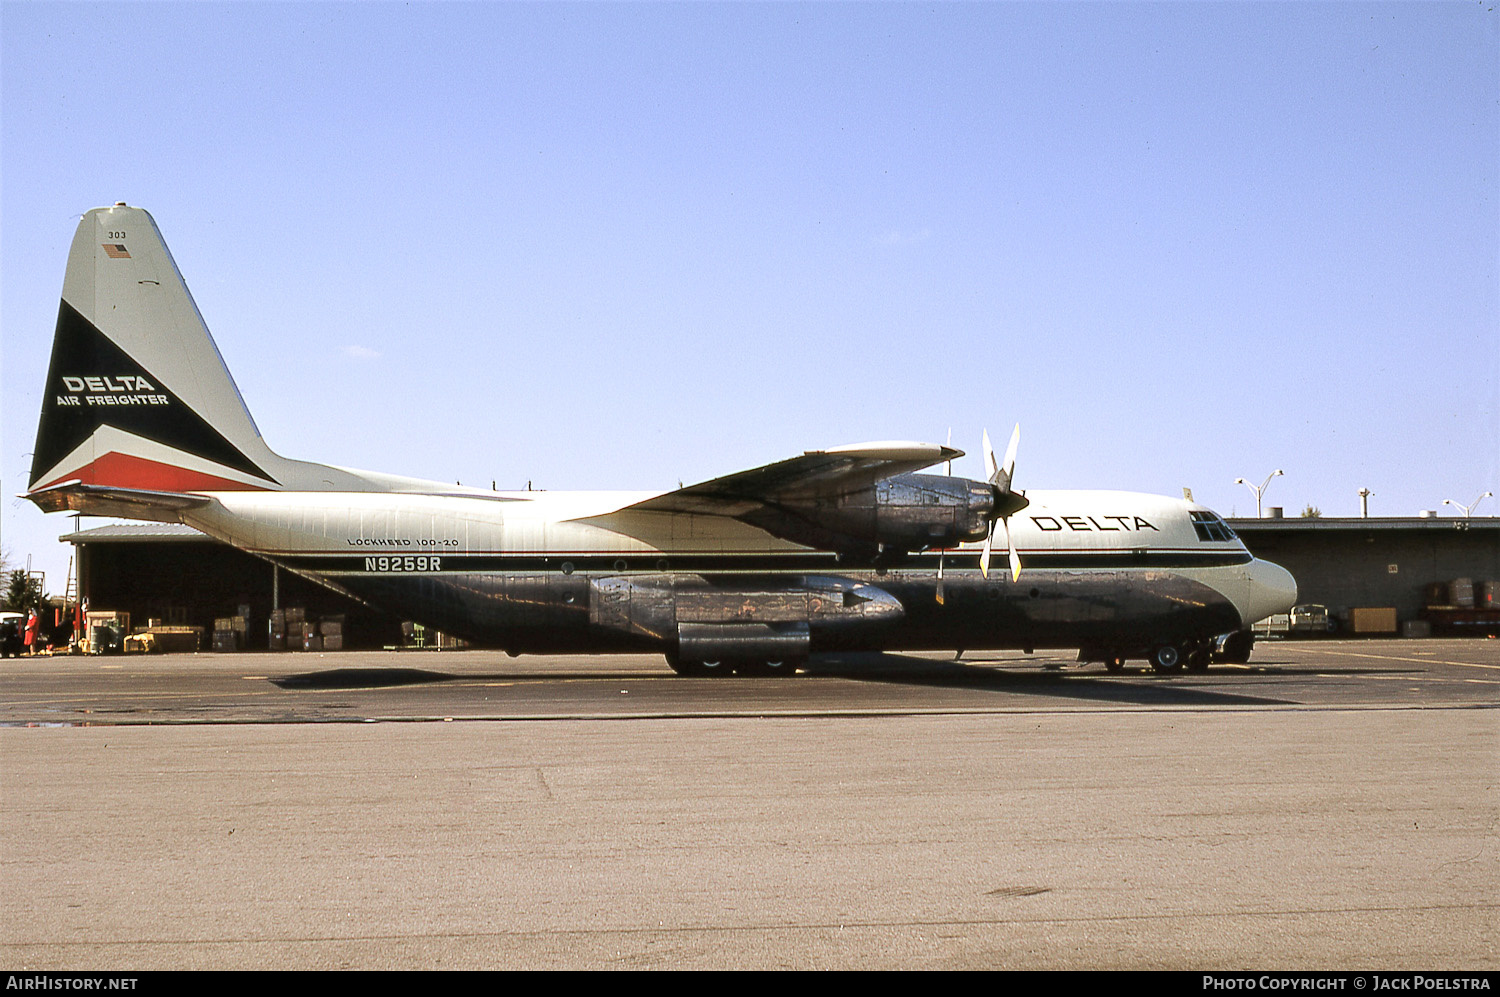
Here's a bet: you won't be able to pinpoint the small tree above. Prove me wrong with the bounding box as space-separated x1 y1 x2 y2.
1299 505 1323 519
3 570 45 613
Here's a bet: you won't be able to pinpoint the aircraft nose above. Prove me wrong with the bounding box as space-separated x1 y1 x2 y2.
1244 558 1298 627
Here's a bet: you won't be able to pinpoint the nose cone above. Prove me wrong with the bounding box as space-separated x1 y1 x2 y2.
1244 559 1298 627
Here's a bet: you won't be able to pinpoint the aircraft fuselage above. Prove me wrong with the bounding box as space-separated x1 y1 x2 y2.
178 486 1291 661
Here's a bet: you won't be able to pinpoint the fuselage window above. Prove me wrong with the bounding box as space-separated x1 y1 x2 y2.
1190 510 1237 542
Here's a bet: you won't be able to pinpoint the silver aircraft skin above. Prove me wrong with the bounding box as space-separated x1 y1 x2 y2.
27 205 1297 675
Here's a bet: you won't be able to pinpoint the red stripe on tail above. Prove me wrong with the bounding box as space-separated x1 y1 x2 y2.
34 451 272 493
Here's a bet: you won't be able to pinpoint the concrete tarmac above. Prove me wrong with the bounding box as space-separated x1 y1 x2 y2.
2 640 1496 969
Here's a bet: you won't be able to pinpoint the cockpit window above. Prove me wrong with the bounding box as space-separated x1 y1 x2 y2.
1190 510 1237 542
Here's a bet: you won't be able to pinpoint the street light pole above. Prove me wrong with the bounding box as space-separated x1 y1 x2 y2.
1443 492 1493 518
1235 469 1284 518
1358 488 1372 518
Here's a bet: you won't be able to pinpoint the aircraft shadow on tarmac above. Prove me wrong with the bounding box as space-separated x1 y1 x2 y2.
262 656 1421 708
797 653 1418 707
270 666 673 690
271 668 456 690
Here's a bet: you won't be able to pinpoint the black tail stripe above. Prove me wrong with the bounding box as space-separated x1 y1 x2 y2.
30 300 274 486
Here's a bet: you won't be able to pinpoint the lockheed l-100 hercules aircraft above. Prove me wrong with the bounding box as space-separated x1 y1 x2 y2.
27 204 1296 675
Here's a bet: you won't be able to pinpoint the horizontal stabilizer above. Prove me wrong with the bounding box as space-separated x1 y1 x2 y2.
23 480 212 522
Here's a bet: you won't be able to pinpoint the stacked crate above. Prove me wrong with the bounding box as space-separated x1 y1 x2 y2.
266 608 348 651
212 615 247 651
283 607 309 651
320 615 344 652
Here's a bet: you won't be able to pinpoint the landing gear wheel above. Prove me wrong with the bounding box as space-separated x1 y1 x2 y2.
1216 630 1254 665
1103 655 1125 673
1148 643 1183 674
665 651 732 677
735 657 803 677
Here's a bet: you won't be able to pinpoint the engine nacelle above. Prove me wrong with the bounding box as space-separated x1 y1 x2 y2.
589 574 904 649
780 473 995 552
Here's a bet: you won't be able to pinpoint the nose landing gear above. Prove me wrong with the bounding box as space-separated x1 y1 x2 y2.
1148 643 1183 674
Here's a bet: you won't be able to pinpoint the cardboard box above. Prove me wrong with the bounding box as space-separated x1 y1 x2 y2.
1350 607 1397 634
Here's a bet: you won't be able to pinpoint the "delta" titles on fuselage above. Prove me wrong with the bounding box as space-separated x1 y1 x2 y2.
1030 515 1159 532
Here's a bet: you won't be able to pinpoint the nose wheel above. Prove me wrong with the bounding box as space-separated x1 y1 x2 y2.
1214 630 1254 664
1148 643 1184 674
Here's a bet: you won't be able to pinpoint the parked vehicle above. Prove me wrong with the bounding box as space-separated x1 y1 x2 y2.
1290 604 1332 635
0 612 22 657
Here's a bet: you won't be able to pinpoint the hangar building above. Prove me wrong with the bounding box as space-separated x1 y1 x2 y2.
1229 516 1498 634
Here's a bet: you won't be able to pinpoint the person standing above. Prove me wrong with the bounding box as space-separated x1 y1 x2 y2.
23 608 39 655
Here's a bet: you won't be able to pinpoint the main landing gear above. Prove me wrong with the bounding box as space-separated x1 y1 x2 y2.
665 651 804 677
1090 637 1218 675
1145 640 1213 674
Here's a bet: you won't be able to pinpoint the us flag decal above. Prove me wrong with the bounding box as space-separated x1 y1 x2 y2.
102 243 130 259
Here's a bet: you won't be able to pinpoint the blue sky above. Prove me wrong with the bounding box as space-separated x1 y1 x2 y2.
3 2 1496 588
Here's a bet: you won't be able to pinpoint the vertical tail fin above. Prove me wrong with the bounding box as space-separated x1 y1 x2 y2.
29 204 465 504
29 204 285 494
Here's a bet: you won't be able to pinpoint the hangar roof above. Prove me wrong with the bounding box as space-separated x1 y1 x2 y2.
60 523 211 544
1230 517 1499 533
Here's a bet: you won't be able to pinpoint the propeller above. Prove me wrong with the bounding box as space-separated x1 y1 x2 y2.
980 424 1027 583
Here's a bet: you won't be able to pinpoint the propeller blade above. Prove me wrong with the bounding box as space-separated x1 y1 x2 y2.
982 423 1025 581
936 550 946 604
997 424 1020 493
1005 519 1022 583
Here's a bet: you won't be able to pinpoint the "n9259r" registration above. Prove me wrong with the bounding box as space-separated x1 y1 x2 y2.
364 556 442 572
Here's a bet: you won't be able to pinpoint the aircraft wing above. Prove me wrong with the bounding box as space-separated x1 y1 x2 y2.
24 480 212 522
609 441 961 517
